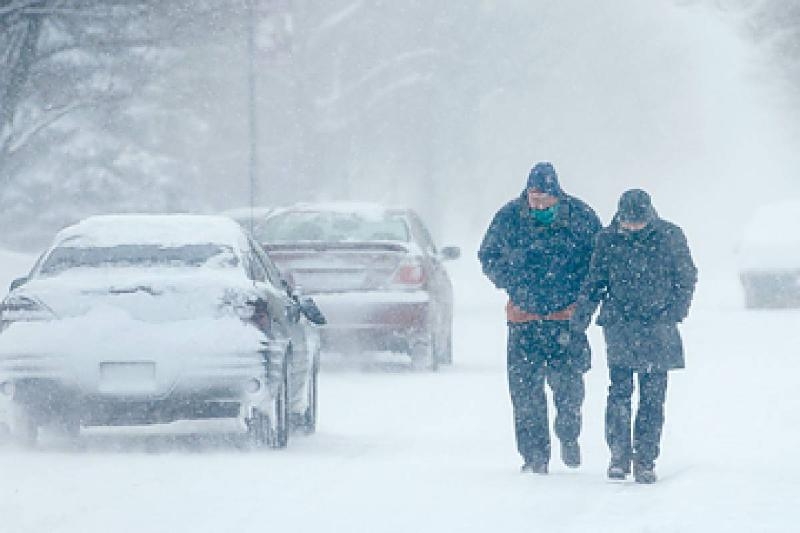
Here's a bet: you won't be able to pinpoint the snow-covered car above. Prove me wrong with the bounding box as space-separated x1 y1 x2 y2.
248 203 460 370
0 214 325 447
738 200 800 308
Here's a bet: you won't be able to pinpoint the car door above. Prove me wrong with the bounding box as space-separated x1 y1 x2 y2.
404 212 453 325
247 238 311 414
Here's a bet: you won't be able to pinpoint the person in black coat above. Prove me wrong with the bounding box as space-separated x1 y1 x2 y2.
572 189 697 484
479 162 602 474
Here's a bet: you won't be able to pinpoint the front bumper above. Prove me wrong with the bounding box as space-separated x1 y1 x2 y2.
309 290 431 353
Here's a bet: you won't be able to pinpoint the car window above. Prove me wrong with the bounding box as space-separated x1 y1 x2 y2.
406 213 437 255
248 239 285 288
245 245 268 282
259 211 410 243
38 244 240 277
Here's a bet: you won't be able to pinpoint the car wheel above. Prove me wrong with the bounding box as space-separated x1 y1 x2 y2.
246 407 270 448
437 324 453 366
299 359 319 435
267 368 289 449
410 334 438 372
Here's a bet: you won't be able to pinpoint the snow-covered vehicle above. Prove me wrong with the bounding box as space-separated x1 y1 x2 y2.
248 203 460 370
0 214 325 447
738 200 800 308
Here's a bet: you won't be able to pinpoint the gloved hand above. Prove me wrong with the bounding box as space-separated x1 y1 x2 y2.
569 309 591 334
506 300 544 323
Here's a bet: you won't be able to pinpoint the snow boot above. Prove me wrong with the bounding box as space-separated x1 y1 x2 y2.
607 454 631 480
633 463 657 484
560 440 581 468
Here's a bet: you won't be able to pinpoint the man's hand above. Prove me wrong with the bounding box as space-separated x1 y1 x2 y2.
546 303 576 321
506 300 544 323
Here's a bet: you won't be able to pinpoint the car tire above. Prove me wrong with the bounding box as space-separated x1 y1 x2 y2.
299 359 319 435
410 334 438 372
246 407 270 448
267 367 289 449
437 323 453 366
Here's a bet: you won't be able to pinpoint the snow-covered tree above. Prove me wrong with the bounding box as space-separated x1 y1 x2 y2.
0 0 211 250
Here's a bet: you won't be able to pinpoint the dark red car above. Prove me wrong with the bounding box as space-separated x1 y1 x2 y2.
248 203 460 370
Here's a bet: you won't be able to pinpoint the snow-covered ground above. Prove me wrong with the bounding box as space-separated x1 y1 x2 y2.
1 248 798 533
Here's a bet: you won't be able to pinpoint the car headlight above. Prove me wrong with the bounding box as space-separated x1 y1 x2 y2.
0 295 57 322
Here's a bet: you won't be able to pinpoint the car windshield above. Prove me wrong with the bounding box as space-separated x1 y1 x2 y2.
38 244 240 276
259 211 409 243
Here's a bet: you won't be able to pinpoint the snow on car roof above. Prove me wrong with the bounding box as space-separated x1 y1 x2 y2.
52 214 249 248
268 202 407 221
218 206 275 220
741 200 800 246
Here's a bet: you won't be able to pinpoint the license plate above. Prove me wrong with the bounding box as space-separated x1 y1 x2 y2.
99 362 156 393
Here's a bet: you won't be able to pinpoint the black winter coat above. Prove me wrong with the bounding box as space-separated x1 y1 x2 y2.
478 193 602 316
574 219 698 372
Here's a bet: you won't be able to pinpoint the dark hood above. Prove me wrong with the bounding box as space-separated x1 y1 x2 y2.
613 189 658 227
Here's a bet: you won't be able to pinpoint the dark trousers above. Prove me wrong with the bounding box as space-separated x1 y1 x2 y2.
507 323 585 464
606 366 668 468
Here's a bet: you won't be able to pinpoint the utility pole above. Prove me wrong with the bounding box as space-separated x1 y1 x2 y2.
244 0 293 224
245 0 258 227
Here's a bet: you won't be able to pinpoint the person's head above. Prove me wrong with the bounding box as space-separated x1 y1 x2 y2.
616 189 657 231
526 162 562 209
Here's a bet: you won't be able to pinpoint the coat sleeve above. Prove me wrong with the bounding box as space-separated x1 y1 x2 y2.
572 206 603 288
571 232 609 332
478 208 518 290
664 226 698 322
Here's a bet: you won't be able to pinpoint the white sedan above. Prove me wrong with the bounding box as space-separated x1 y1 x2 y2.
0 214 324 448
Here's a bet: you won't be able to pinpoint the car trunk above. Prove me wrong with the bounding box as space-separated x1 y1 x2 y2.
25 269 248 322
264 242 412 294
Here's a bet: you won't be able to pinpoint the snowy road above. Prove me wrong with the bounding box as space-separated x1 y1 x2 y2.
1 254 799 532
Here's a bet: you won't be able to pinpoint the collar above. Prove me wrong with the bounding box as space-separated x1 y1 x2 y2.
518 196 571 228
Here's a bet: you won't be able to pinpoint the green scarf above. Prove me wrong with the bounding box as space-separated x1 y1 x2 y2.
531 204 558 225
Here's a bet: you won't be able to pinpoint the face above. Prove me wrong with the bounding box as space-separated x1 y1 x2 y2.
527 189 558 210
620 220 648 232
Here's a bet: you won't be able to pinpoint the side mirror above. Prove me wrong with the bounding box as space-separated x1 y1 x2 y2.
280 270 296 292
440 246 461 261
299 297 326 325
291 284 305 300
9 277 27 292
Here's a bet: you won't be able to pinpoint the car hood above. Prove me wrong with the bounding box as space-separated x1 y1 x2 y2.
9 268 257 322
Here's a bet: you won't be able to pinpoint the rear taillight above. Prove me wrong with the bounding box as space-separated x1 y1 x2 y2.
392 261 426 286
0 295 56 322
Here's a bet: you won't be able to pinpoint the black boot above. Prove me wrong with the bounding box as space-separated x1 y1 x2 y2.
520 461 548 475
607 452 631 480
633 462 657 484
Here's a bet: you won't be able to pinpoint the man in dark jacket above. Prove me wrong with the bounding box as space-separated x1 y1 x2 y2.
572 189 697 484
479 162 602 474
